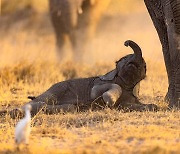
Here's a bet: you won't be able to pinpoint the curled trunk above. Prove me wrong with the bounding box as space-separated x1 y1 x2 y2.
124 40 142 58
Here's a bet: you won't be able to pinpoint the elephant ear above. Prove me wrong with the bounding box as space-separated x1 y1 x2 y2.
99 69 117 81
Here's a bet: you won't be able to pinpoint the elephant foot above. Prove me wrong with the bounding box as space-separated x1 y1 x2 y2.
90 96 107 111
119 103 159 112
165 87 180 109
9 108 24 119
0 108 24 119
142 104 159 111
43 104 77 114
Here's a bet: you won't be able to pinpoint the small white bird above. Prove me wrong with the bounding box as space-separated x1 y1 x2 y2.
15 104 32 145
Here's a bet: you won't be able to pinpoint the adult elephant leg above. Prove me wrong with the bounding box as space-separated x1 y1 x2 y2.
70 30 83 61
49 0 78 60
75 0 110 59
84 0 110 39
144 0 180 108
163 0 180 108
49 5 65 58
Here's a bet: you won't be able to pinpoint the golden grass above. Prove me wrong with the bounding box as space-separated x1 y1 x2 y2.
0 110 179 153
0 1 180 153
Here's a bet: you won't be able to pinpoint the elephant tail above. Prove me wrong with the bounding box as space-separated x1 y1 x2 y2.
28 96 36 100
124 40 142 58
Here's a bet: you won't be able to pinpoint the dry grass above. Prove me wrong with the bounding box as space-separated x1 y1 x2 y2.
0 110 179 153
0 1 180 153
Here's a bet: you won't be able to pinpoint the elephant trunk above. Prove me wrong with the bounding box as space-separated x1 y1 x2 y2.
124 40 142 59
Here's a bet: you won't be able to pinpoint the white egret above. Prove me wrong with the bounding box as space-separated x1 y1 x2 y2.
15 104 32 145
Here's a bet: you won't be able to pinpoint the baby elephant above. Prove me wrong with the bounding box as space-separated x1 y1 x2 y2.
1 40 158 118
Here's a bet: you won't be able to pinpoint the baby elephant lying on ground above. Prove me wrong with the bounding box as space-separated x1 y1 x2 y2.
1 40 158 118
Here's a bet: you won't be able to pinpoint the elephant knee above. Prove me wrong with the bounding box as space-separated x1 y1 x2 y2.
91 86 101 100
91 84 122 105
28 101 46 117
91 89 96 100
103 86 122 107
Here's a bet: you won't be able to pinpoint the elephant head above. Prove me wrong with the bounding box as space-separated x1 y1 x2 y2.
100 40 146 90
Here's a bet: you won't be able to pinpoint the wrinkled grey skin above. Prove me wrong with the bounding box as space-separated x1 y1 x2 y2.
49 0 180 108
0 40 158 118
144 0 180 108
49 0 110 60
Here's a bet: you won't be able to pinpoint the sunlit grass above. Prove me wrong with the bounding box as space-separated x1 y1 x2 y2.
0 0 179 153
0 110 179 153
1 34 179 153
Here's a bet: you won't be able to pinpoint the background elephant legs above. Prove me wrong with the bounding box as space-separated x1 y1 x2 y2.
54 27 83 61
56 34 67 58
49 0 78 60
56 32 78 61
78 0 110 39
49 0 111 61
